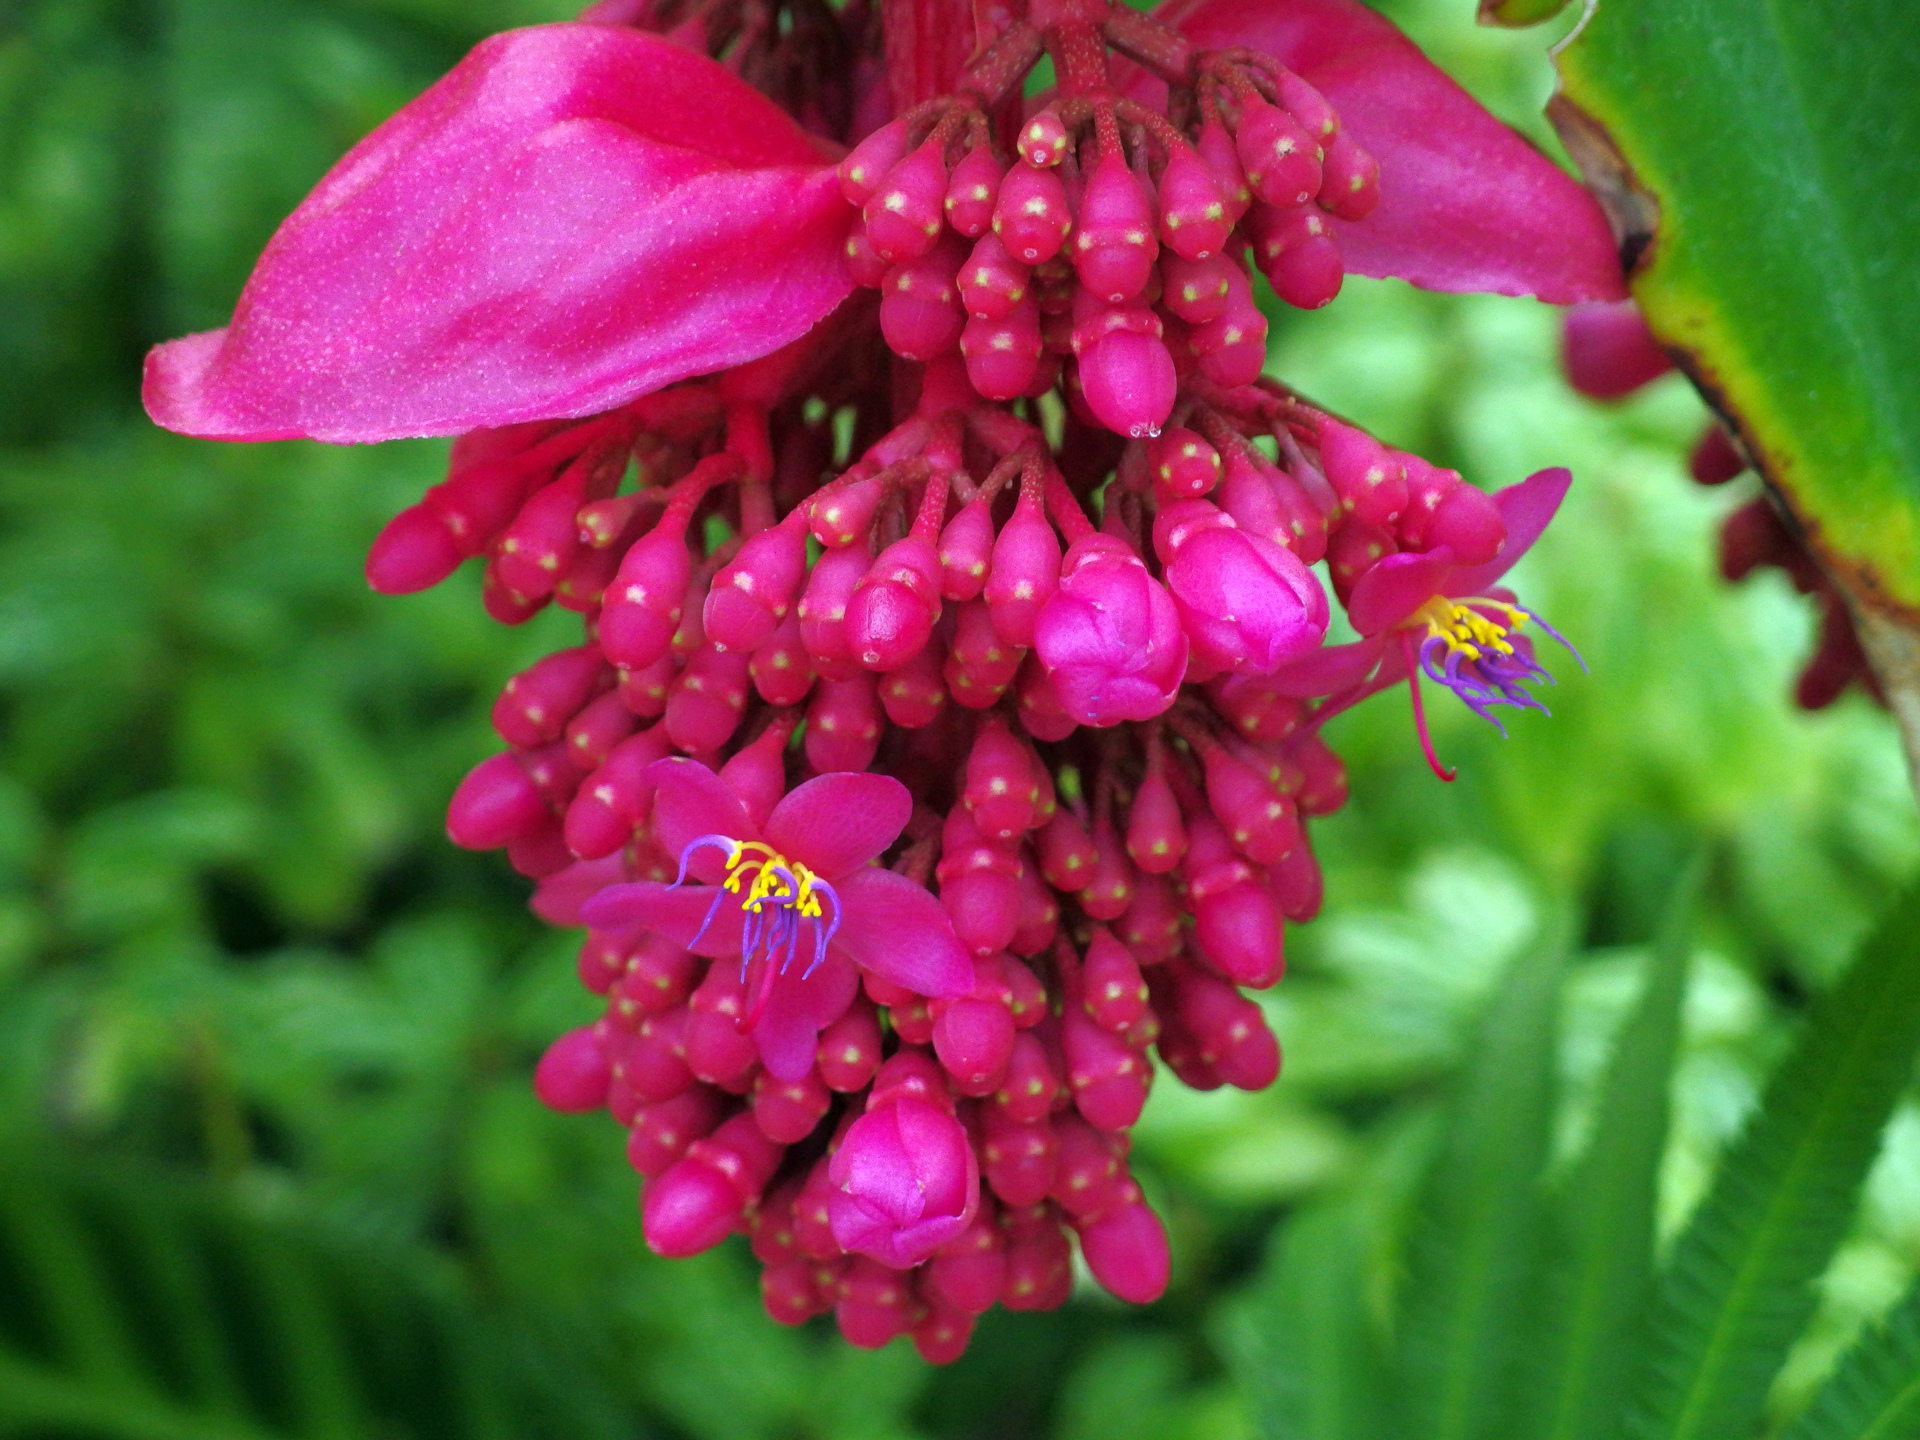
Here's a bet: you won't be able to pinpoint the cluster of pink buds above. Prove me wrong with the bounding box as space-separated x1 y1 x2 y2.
1562 301 1882 710
837 1 1376 440
143 0 1626 1363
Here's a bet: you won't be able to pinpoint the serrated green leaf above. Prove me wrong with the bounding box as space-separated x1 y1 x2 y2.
1392 935 1566 1440
0 1151 630 1440
1553 0 1920 610
1529 864 1700 1440
1779 1280 1920 1440
1626 884 1920 1440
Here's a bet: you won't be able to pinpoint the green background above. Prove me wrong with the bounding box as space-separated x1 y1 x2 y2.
1 0 1916 1435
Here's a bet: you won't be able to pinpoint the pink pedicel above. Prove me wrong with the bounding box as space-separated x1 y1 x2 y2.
142 0 1620 1363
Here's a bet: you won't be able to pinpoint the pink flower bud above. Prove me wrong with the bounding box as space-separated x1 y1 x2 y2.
1076 327 1177 440
879 638 949 728
493 469 587 601
1037 807 1099 891
600 520 693 671
804 673 883 772
704 513 810 654
1148 427 1223 500
1004 957 1048 1029
982 1109 1056 1207
1061 1004 1149 1130
932 991 1016 1094
1269 836 1324 922
1183 815 1284 988
1048 1114 1127 1218
664 644 751 756
617 1007 696 1104
818 998 884 1093
964 717 1041 840
578 930 630 996
563 723 673 859
1126 756 1186 873
938 496 997 599
913 1304 977 1365
992 1031 1062 1123
1316 417 1408 527
1235 98 1322 209
748 611 816 707
1425 483 1506 566
615 652 678 718
367 503 465 594
1080 812 1136 921
685 965 761 1088
1206 672 1306 744
843 229 891 288
809 474 888 548
1117 869 1183 963
936 823 1024 958
797 541 872 679
829 1095 979 1268
944 597 1024 707
846 535 943 670
880 234 968 361
961 297 1044 400
761 1258 835 1326
447 751 549 850
715 720 790 830
534 1025 611 1112
643 1112 783 1258
1165 522 1328 675
611 932 700 1019
1015 655 1079 742
1316 132 1380 221
1073 150 1159 303
1082 928 1148 1031
836 1257 920 1347
1561 300 1674 400
565 690 639 769
923 1204 1005 1314
1396 453 1464 550
1173 966 1281 1090
1073 1191 1169 1303
751 1066 833 1144
1010 860 1060 957
992 162 1072 265
493 646 607 748
1291 732 1348 816
626 1086 727 1177
1188 265 1268 387
839 115 914 206
984 488 1061 648
999 1207 1072 1310
1194 118 1252 225
1248 203 1344 311
1034 535 1187 726
958 233 1030 320
863 135 949 264
1019 108 1071 167
943 144 1003 237
1157 143 1233 260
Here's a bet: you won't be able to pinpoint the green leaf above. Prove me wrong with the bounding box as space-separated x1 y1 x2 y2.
1626 884 1920 1440
1779 1280 1920 1440
1552 0 1920 614
0 1149 630 1440
1528 864 1700 1440
1391 934 1566 1440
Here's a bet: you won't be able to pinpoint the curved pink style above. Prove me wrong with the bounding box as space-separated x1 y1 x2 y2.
1125 0 1625 304
143 25 854 444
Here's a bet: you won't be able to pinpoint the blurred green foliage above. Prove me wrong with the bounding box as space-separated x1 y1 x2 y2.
1 0 1917 1436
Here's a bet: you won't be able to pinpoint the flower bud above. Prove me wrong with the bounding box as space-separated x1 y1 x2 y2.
1073 1190 1169 1303
626 1086 728 1177
1235 98 1322 209
863 135 950 264
805 673 883 772
1165 522 1328 675
992 162 1072 265
828 1095 980 1268
704 513 810 654
1034 535 1186 724
944 144 1004 237
642 1113 783 1258
984 488 1061 648
1157 143 1234 259
534 1025 611 1112
1073 150 1159 303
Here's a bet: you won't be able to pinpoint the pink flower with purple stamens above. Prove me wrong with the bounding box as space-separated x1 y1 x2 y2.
583 760 973 1078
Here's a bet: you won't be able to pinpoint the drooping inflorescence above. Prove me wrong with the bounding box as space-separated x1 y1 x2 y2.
144 0 1622 1367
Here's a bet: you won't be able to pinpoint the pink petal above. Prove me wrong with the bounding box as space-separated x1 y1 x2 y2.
1445 468 1571 597
752 950 859 1081
529 853 629 926
764 772 912 880
645 757 758 883
1346 547 1456 635
1129 0 1624 303
832 868 974 998
579 881 745 957
143 25 854 444
1263 636 1389 697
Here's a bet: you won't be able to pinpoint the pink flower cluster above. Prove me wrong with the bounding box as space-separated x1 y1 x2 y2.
143 0 1624 1364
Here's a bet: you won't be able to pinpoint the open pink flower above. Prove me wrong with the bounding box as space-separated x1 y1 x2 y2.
582 759 973 1078
1124 0 1625 304
1273 468 1581 777
143 25 853 443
